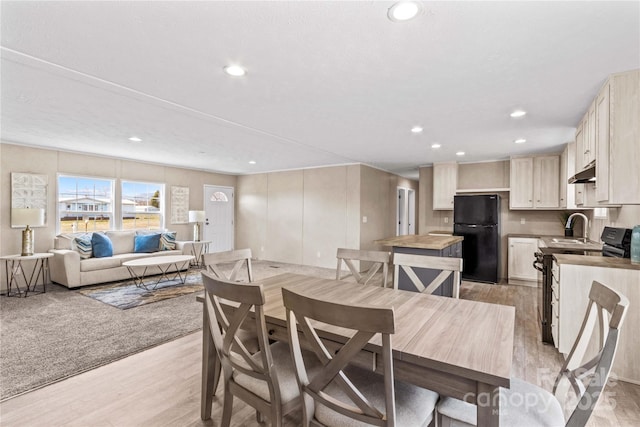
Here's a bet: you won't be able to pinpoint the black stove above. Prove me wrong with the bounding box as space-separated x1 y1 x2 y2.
601 226 632 258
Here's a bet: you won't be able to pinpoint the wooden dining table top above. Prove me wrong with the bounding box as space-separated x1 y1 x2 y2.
256 272 515 389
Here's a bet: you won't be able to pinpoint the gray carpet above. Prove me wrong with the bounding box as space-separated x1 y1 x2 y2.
0 260 337 401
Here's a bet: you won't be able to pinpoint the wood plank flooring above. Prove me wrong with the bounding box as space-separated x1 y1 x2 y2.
1 281 638 426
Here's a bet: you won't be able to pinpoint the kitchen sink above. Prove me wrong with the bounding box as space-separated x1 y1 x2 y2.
551 238 588 244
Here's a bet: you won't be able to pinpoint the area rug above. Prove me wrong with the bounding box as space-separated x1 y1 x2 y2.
77 270 204 309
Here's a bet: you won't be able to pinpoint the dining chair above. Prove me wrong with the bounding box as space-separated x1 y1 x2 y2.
392 253 463 298
201 271 302 427
335 248 391 288
202 248 254 283
282 286 439 427
436 280 629 427
202 248 258 353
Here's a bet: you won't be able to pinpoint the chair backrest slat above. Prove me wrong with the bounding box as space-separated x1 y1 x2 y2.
202 248 253 283
393 253 462 298
336 248 391 288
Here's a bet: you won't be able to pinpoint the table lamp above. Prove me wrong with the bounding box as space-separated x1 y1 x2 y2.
12 208 46 256
188 210 206 242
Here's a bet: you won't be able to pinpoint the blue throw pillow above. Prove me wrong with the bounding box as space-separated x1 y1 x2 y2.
134 233 161 253
92 233 113 258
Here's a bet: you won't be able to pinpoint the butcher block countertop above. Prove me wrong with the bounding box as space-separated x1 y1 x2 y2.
554 254 640 271
375 234 463 250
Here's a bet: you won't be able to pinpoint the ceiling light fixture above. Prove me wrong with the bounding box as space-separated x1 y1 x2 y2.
514 138 527 144
510 110 527 118
411 126 423 134
431 143 441 149
224 65 247 77
456 151 465 156
249 160 256 164
128 136 142 142
388 1 422 22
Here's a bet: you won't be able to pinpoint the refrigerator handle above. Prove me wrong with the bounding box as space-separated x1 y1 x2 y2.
467 225 478 228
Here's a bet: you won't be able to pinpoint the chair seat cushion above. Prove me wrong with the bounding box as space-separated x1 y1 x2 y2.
233 341 320 404
437 377 564 427
315 365 438 427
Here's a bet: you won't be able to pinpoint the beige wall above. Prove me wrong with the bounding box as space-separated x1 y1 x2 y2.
1 142 236 289
237 164 412 269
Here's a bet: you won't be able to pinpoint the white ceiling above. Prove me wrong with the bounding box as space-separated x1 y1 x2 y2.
2 1 639 179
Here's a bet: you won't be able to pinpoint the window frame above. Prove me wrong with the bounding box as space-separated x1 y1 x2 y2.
57 174 116 234
120 179 165 231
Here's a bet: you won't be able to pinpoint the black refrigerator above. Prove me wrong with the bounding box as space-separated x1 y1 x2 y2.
453 194 500 284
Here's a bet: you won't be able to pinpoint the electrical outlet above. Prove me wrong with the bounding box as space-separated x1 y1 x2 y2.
444 217 449 224
362 216 368 223
520 218 526 225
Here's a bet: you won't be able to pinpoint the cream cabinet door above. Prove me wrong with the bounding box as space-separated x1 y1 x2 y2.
433 162 457 210
507 237 539 284
509 157 534 208
596 81 610 202
534 155 560 208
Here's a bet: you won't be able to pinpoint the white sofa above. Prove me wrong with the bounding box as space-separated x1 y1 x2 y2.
48 230 191 289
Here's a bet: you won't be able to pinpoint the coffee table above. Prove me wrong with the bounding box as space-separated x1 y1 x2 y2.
122 255 194 290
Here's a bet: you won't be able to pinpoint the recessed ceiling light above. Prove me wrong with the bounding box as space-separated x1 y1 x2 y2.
128 136 142 142
388 1 422 22
510 110 527 118
431 143 441 149
248 160 256 165
224 65 247 77
514 138 527 144
411 126 423 134
456 151 465 156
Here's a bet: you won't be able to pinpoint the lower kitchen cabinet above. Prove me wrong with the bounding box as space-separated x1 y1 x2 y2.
553 259 640 384
507 237 539 285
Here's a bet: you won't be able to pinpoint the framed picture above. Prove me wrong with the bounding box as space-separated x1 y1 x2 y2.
11 172 48 228
170 186 189 224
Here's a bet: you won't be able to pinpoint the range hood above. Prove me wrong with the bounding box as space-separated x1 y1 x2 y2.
568 160 596 184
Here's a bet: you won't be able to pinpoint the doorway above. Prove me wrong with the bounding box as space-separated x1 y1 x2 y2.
396 187 416 236
203 185 235 252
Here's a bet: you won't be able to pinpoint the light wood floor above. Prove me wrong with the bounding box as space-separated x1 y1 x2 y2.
1 281 638 426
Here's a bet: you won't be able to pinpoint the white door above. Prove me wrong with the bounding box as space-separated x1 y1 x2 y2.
203 185 234 252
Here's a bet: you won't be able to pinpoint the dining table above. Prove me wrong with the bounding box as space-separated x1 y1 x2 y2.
200 272 515 427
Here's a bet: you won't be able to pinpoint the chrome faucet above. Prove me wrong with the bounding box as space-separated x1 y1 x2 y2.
566 212 589 241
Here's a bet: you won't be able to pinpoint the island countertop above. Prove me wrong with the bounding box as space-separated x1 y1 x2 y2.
375 234 464 250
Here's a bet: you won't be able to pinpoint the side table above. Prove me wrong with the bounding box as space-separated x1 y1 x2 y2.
184 240 211 269
1 253 53 297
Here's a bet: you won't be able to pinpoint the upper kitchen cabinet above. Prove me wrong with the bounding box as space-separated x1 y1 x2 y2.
510 155 560 209
595 69 640 204
433 162 457 210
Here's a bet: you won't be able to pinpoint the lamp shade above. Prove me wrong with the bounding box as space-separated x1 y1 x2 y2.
12 208 45 227
188 210 206 223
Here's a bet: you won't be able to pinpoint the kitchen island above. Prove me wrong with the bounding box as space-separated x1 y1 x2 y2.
375 234 463 296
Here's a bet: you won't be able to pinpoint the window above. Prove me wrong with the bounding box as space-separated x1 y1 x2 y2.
121 181 164 230
58 175 115 233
